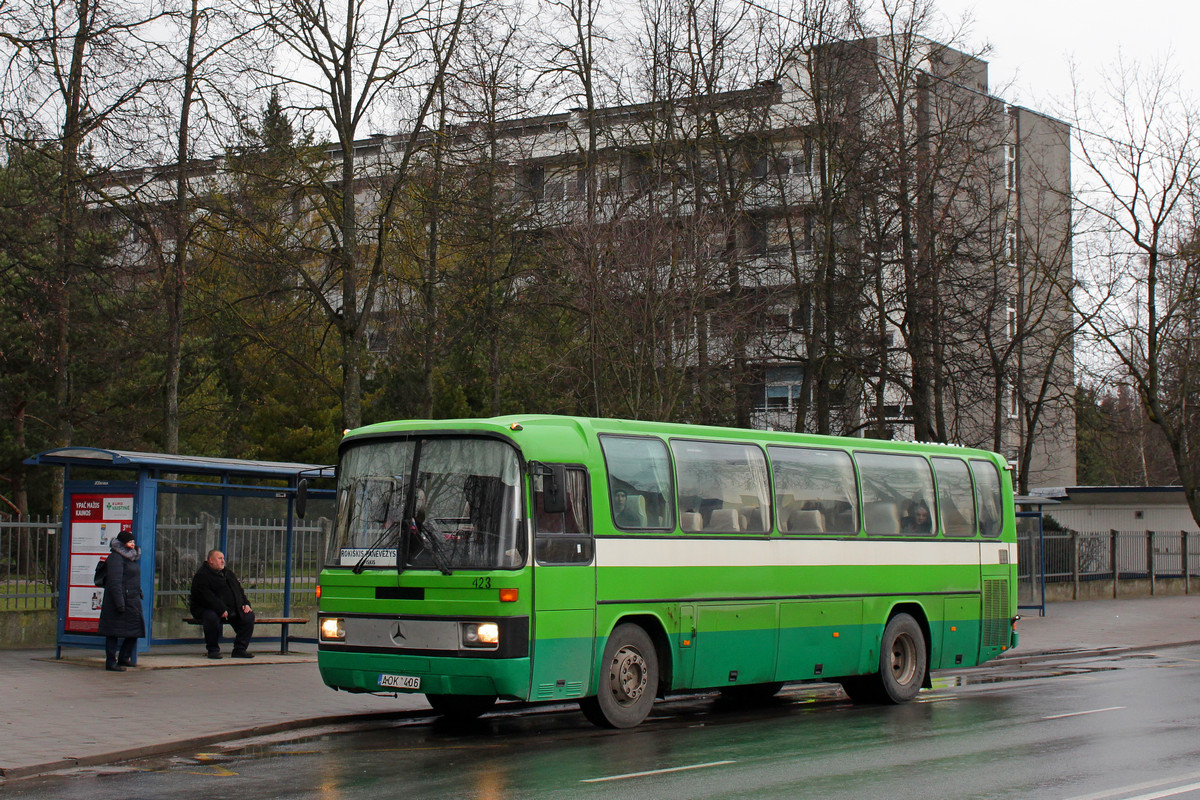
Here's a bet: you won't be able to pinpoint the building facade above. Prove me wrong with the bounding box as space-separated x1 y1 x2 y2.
103 34 1077 490
469 36 1076 488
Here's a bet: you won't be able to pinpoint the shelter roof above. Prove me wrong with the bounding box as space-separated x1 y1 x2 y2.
1029 486 1187 506
25 447 334 480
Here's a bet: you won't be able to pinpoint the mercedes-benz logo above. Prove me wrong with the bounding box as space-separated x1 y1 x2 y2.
391 621 406 642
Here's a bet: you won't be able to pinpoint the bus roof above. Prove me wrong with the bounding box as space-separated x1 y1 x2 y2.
342 415 1006 465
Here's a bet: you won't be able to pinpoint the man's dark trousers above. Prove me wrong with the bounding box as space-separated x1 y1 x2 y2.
199 608 256 654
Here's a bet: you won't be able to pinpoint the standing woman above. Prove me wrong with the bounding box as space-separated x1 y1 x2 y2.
97 530 145 671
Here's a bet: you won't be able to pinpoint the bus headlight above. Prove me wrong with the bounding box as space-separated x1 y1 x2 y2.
462 622 500 648
320 617 346 641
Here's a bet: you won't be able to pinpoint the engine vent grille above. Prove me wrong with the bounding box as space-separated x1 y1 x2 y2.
982 579 1009 648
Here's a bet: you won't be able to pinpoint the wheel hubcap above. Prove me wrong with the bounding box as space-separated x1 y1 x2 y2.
608 645 648 706
889 632 917 685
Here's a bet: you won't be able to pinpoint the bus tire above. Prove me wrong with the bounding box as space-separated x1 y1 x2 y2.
879 613 926 703
580 623 658 728
425 693 497 720
841 613 926 705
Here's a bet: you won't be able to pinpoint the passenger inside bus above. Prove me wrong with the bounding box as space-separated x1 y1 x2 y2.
901 498 933 533
613 490 646 528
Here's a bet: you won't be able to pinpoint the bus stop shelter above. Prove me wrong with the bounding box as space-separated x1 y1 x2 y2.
24 448 334 657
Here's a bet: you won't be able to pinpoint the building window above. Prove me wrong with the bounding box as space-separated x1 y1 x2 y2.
1005 226 1017 264
1005 143 1016 191
1007 383 1019 419
751 153 770 179
743 215 769 256
1006 297 1017 341
523 164 545 202
622 151 653 192
754 366 804 413
791 303 810 334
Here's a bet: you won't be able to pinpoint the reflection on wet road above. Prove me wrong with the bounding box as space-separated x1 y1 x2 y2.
8 646 1200 800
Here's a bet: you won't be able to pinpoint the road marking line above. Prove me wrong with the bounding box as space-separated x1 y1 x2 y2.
581 760 736 783
1121 779 1200 800
1061 773 1200 800
1040 706 1125 720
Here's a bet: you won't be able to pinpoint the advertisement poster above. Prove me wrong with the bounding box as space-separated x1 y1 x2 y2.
64 494 133 634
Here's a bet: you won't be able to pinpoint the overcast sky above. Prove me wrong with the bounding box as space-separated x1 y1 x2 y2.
933 0 1196 116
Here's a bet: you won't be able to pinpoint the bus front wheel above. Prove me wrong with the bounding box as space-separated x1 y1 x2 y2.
841 613 926 705
580 623 659 729
425 693 497 721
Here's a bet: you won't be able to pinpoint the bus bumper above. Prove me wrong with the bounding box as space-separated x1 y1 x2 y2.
318 648 532 700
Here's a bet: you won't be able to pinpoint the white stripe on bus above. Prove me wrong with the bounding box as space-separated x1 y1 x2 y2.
594 538 1011 568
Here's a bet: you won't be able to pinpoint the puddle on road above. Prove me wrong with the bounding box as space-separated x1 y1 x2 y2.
936 649 1169 688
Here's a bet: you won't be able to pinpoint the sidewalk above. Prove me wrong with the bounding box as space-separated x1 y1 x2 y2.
0 643 429 780
2 595 1199 781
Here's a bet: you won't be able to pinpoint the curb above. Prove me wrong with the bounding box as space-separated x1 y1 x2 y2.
0 709 424 781
995 639 1200 666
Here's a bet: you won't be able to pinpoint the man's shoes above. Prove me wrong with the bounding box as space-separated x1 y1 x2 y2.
207 651 223 659
117 660 136 668
231 651 254 659
105 663 126 672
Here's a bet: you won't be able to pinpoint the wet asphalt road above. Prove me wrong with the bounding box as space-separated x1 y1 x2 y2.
9 645 1200 800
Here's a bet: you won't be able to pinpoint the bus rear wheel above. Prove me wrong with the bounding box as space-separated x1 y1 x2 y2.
580 623 659 729
425 693 497 721
840 613 926 705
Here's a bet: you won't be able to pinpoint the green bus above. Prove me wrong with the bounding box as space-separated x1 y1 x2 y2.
312 415 1018 728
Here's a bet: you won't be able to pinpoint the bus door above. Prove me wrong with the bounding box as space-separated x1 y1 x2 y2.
529 465 596 702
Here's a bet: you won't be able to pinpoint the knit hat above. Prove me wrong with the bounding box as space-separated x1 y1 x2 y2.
116 530 135 544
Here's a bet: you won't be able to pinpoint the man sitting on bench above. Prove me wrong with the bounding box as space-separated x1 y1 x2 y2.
190 549 256 659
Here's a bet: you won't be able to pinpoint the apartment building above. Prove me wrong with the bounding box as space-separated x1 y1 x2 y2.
472 36 1075 488
102 34 1076 489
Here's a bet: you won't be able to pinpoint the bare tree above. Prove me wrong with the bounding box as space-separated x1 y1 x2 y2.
97 0 261 455
1 0 163 507
1069 55 1200 525
245 0 471 430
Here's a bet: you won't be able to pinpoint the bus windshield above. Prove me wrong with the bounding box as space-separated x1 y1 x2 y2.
328 437 525 571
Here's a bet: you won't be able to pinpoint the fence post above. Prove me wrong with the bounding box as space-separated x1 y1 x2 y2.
1111 530 1120 599
1071 531 1080 600
1185 531 1191 596
1146 530 1155 596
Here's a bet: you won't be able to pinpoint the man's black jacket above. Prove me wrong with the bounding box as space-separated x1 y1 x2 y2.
190 562 250 619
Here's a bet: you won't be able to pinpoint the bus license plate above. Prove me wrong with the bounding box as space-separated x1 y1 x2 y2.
378 673 421 690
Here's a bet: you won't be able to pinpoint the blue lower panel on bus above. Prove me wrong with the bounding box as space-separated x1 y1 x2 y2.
318 649 532 700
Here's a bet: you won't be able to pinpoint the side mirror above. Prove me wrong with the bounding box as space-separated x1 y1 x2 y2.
296 479 308 520
543 464 567 514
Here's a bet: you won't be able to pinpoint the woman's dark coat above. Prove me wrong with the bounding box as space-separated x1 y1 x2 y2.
96 539 145 639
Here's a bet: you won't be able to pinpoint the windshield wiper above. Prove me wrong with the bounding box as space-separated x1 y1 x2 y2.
409 519 454 576
353 521 402 574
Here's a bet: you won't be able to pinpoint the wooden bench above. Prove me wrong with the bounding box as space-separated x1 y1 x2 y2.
183 616 309 655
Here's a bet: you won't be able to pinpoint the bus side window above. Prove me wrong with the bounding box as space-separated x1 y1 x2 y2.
670 440 770 534
933 457 976 537
767 446 858 535
599 436 675 531
535 467 593 564
855 451 936 536
970 460 1003 537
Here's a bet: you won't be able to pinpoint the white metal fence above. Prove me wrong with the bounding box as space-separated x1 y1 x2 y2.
1 516 330 633
1019 527 1200 600
0 517 60 610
